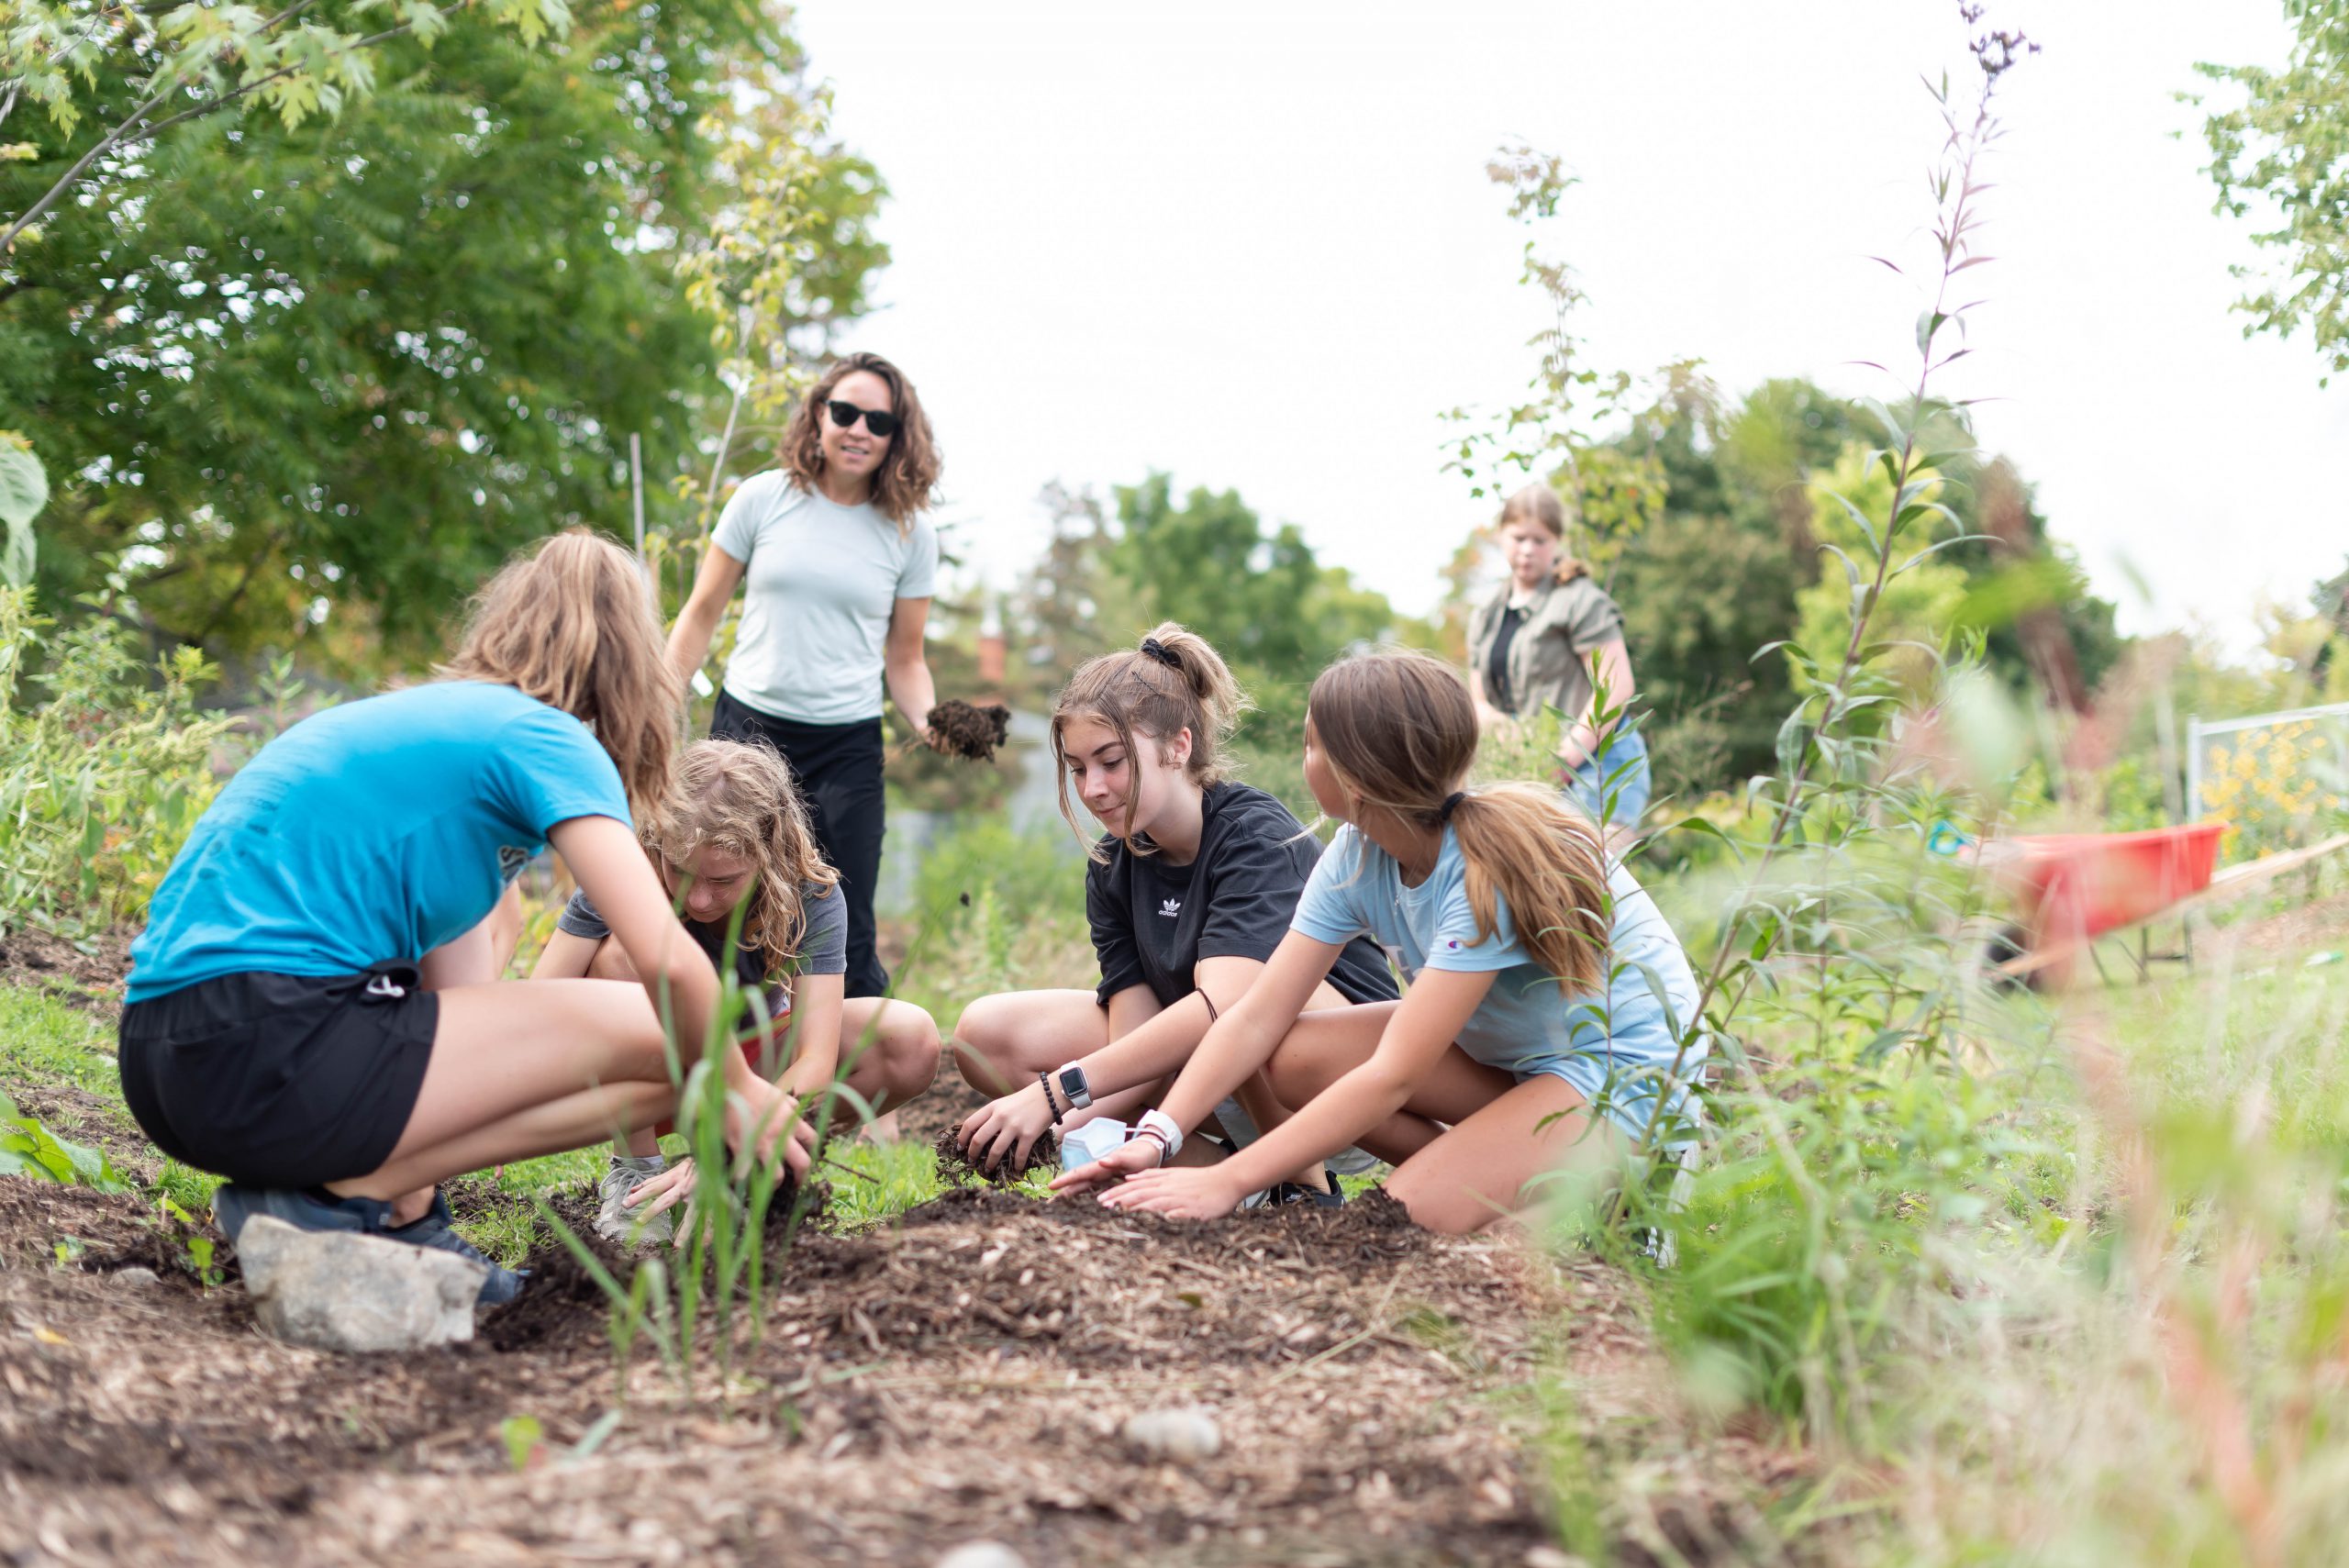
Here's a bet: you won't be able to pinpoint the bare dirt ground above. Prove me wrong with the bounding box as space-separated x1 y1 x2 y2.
0 926 132 1014
0 1099 1798 1567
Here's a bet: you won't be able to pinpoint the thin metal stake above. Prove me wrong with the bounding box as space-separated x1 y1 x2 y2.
629 431 647 575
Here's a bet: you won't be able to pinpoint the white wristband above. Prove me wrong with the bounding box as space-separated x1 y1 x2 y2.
1135 1108 1183 1163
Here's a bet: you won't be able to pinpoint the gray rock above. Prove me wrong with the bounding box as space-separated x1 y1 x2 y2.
111 1266 161 1288
237 1216 485 1352
1120 1405 1222 1464
935 1545 1028 1568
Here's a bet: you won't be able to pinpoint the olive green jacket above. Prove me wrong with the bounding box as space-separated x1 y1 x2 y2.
1465 573 1627 723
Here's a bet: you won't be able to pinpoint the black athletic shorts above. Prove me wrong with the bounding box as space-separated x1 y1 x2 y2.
116 962 440 1189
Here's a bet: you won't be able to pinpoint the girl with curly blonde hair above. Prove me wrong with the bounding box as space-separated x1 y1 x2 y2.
533 739 941 1243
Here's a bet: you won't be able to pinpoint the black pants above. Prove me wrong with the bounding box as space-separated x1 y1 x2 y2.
711 691 889 997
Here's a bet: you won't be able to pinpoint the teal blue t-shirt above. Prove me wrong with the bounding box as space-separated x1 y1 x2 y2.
1288 823 1705 1141
127 683 631 1002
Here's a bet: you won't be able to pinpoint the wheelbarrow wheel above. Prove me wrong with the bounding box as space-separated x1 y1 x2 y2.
1985 922 2038 992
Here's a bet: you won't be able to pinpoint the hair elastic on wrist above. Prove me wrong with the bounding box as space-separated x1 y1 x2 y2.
1198 989 1219 1025
1138 637 1181 670
1440 791 1468 822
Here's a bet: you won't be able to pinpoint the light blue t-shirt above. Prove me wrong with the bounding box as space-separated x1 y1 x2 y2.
1289 823 1706 1141
128 683 631 1002
713 472 940 726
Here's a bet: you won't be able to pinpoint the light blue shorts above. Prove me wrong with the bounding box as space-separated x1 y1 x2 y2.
1518 1048 1701 1150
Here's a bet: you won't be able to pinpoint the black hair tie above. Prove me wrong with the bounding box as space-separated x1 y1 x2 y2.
1440 791 1467 822
1139 637 1181 670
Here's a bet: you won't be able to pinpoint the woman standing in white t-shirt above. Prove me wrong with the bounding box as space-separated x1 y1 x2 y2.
668 352 945 1000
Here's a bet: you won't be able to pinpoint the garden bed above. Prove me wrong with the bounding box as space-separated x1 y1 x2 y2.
0 1141 1783 1565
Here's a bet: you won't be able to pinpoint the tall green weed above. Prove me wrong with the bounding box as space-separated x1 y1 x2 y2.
0 580 233 937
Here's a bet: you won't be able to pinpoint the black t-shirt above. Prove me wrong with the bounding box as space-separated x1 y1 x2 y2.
1085 782 1399 1010
1486 604 1526 711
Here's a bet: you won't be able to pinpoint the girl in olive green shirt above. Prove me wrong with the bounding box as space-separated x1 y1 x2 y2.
1464 484 1652 835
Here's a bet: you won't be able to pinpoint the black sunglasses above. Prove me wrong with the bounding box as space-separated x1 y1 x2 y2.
825 399 899 439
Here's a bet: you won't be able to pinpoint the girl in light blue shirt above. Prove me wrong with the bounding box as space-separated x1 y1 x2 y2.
1057 648 1705 1234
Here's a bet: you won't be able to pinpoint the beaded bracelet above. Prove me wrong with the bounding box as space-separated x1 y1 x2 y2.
1037 1070 1064 1125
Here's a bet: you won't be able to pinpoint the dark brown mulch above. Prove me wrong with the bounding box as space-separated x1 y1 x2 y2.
926 699 1012 762
890 1071 985 1148
931 1120 1058 1185
484 1177 833 1354
0 1150 1788 1567
0 925 134 1012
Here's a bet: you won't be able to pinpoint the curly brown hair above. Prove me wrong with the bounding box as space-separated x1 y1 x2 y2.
780 351 942 535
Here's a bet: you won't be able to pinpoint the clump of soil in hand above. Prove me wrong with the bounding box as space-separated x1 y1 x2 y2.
935 1122 1057 1185
927 700 1011 762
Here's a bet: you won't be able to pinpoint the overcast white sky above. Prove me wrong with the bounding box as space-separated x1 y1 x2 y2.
792 0 2346 650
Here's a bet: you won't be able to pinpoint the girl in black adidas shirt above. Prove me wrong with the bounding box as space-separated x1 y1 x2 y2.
952 625 1397 1182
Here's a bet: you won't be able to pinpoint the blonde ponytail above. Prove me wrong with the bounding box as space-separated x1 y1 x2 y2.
1444 784 1610 994
1308 649 1609 993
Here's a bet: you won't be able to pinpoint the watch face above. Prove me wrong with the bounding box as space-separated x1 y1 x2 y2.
1058 1067 1087 1104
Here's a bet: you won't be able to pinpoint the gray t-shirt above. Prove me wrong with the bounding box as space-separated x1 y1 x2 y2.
712 472 940 725
557 881 848 1007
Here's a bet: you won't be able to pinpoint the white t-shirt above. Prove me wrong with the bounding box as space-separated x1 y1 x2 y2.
711 472 940 726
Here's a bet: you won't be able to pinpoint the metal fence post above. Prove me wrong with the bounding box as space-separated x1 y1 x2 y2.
2186 716 2203 824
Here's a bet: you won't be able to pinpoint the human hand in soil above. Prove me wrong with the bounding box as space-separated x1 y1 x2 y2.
958 1081 1054 1173
1095 1162 1246 1220
628 1157 700 1230
1047 1134 1163 1196
623 1156 768 1250
726 1080 817 1185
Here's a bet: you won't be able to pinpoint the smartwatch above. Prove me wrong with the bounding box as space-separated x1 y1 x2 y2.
1054 1062 1093 1111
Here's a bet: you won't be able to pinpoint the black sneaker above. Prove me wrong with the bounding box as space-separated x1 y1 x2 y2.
1266 1166 1346 1208
384 1192 528 1307
213 1184 526 1307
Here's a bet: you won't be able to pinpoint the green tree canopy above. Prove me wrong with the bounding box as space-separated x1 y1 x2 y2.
1105 473 1400 732
2199 1 2349 378
1442 376 2123 800
3 1 885 671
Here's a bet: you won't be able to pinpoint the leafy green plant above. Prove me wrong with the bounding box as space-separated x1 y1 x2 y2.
0 1087 125 1192
153 1195 227 1288
1547 13 2057 1458
499 1415 545 1473
0 562 234 937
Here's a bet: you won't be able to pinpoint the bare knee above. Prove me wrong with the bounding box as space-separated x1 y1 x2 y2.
586 939 640 984
874 1004 941 1105
949 993 1024 1093
1380 1163 1505 1237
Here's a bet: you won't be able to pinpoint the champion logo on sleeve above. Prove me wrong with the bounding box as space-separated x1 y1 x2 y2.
1444 938 1464 950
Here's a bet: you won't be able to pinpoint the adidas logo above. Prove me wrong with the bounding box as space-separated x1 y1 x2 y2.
1159 897 1182 918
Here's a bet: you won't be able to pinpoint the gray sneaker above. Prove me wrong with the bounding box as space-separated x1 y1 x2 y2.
595 1154 674 1247
213 1184 527 1307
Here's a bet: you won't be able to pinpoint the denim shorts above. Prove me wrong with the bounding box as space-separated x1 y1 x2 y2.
1564 730 1652 829
1518 1049 1701 1149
